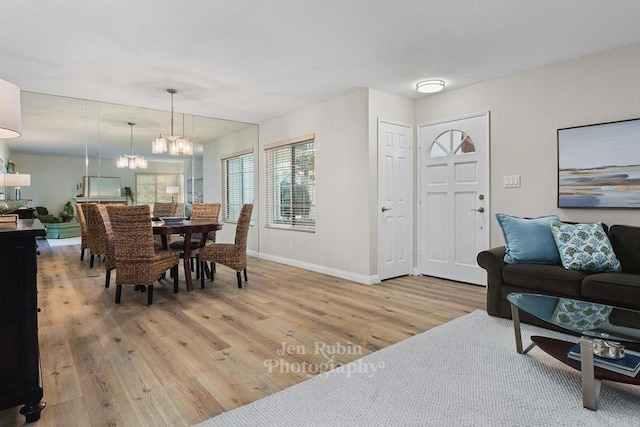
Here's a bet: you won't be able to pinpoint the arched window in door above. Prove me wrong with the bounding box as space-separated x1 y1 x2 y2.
429 129 475 157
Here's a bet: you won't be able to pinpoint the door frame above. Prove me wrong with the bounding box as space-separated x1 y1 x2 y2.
417 111 490 284
377 118 414 281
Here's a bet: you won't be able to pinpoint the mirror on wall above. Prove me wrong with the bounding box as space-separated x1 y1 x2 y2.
8 91 258 216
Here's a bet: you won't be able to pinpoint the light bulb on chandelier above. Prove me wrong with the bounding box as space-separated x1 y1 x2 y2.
117 122 147 169
152 89 193 156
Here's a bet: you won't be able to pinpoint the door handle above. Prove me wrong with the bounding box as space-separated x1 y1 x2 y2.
471 207 485 213
381 207 392 212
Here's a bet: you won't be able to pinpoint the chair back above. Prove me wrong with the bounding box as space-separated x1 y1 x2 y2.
107 205 156 260
153 202 180 218
234 203 253 249
85 203 109 255
191 203 221 241
97 205 116 270
76 203 88 248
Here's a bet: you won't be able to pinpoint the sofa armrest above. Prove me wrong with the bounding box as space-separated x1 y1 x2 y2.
477 246 507 317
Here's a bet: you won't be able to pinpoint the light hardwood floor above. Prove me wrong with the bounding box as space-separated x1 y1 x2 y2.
1 242 485 426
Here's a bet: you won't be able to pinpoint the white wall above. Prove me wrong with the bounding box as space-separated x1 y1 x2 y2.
203 125 259 253
258 89 375 283
415 43 640 247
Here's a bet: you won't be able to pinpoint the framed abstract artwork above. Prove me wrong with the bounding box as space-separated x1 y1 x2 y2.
558 118 640 208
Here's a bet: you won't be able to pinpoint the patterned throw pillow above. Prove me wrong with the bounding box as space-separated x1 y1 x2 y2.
550 221 621 272
551 298 612 331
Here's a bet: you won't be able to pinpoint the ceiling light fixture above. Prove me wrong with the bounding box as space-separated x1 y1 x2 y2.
416 79 445 94
0 78 22 138
117 122 147 169
152 89 193 156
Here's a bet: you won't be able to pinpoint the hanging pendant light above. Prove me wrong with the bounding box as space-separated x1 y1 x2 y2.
117 122 147 169
152 88 193 156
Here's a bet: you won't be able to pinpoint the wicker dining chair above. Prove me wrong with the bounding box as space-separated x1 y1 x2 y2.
85 203 109 268
83 204 116 287
106 205 179 305
169 202 221 249
98 205 117 288
199 203 253 288
168 202 221 279
75 203 89 261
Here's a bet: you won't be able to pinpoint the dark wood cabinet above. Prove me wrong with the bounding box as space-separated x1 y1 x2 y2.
0 219 46 422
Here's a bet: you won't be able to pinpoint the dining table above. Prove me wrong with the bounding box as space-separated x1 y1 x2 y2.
152 219 223 292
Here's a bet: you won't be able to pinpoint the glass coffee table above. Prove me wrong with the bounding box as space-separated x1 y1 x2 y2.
507 292 640 410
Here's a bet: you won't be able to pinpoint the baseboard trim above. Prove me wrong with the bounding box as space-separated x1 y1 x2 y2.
258 252 380 285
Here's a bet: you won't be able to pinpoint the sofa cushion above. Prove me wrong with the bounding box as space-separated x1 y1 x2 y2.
495 213 561 264
608 225 640 275
550 221 621 273
581 273 640 309
502 263 585 297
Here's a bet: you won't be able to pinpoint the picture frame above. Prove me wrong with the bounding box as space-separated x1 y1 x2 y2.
558 118 640 209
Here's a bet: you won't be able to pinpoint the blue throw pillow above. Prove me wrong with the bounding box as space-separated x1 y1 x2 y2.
495 213 561 264
550 221 621 272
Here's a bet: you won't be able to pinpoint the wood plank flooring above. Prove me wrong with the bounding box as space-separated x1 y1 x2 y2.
0 242 485 426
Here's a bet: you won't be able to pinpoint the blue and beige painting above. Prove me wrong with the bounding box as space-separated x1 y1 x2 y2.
558 119 640 208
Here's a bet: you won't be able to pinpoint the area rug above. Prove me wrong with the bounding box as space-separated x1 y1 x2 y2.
197 310 640 427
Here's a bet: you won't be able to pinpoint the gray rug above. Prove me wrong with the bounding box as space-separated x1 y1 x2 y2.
197 310 640 427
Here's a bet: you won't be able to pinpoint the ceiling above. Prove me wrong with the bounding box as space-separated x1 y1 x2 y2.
2 0 640 157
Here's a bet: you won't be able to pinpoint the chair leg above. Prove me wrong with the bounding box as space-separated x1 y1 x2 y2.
147 285 153 305
200 261 205 289
90 254 95 268
115 284 122 304
80 248 85 261
236 271 242 288
105 269 111 288
211 262 215 282
173 265 179 293
243 268 248 282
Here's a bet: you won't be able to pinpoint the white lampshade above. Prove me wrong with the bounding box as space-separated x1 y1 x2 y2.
0 79 22 139
416 79 445 94
4 173 30 187
166 186 179 194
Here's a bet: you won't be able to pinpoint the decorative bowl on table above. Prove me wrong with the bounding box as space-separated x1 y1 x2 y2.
159 216 186 224
0 199 30 215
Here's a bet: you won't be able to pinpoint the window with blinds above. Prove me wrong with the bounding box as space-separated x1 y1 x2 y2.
223 151 254 223
135 173 182 205
265 136 315 230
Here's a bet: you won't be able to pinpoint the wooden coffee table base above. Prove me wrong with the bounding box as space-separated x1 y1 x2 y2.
529 336 640 410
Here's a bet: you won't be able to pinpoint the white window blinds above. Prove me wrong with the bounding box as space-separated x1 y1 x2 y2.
223 151 254 222
265 136 315 230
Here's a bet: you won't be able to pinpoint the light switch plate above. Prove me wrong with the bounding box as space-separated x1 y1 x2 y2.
503 175 521 188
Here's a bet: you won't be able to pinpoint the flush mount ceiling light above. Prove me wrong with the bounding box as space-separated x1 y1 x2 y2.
416 79 445 94
152 88 193 156
117 122 147 169
0 78 22 138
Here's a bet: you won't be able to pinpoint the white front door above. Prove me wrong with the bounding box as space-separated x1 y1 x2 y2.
418 113 489 285
378 120 412 281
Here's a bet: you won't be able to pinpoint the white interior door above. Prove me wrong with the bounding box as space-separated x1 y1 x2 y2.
378 120 412 281
418 113 489 285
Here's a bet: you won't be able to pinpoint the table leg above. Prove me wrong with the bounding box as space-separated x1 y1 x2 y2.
510 303 536 354
183 232 193 292
580 336 601 411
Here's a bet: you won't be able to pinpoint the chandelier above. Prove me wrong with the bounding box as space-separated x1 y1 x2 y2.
117 122 147 169
152 88 194 156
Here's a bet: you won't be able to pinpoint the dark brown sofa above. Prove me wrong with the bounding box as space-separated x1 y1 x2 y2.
477 224 640 327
